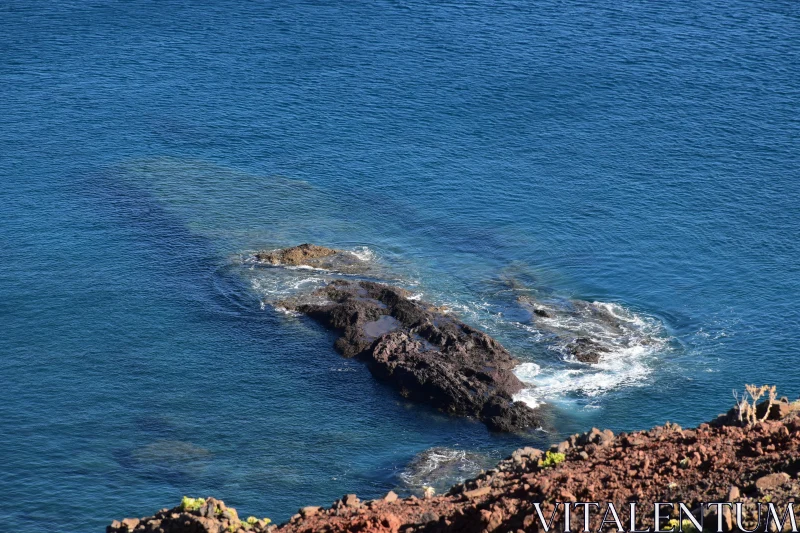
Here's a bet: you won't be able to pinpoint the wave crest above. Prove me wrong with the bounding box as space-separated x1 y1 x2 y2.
513 296 669 407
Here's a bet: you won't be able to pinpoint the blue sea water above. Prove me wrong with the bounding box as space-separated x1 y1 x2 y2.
1 1 799 530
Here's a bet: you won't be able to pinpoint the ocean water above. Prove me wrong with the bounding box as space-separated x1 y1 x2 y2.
1 1 798 530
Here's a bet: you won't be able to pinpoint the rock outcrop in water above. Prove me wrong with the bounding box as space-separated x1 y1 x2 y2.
256 243 337 265
108 396 800 533
399 447 488 495
516 295 660 364
279 279 541 432
255 244 369 274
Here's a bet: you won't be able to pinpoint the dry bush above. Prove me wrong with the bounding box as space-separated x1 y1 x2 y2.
733 384 776 426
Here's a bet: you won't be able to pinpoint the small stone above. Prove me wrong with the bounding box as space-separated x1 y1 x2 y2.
756 399 791 420
342 494 360 508
121 518 139 530
511 447 542 462
382 513 402 530
463 486 492 499
420 512 439 523
196 517 218 532
755 472 790 491
383 490 398 503
199 502 216 519
300 506 320 518
584 428 602 444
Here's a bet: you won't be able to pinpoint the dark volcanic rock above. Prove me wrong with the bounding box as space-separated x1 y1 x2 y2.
565 337 609 363
256 243 338 265
280 279 540 432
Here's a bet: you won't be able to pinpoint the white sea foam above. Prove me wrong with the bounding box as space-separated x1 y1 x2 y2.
432 299 500 333
399 447 484 491
274 306 302 317
511 362 544 408
285 264 332 272
248 272 330 302
513 300 668 408
514 362 541 380
350 280 667 409
514 323 546 342
349 246 375 262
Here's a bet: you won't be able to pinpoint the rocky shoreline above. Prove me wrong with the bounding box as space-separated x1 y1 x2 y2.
108 395 800 533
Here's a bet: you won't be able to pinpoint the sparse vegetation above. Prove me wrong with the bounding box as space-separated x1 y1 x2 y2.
538 450 566 468
180 496 205 512
665 518 700 533
734 384 776 426
179 498 269 532
238 516 271 531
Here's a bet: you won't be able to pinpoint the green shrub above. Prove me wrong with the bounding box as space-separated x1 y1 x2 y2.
665 518 700 533
538 450 566 468
180 497 270 531
180 496 205 512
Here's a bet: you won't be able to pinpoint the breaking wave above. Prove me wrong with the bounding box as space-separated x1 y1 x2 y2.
232 245 417 308
349 246 376 262
419 288 669 408
398 447 488 495
512 298 669 408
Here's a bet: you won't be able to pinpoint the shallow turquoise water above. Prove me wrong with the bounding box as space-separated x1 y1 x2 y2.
1 1 799 530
